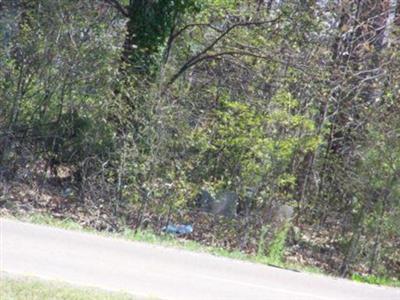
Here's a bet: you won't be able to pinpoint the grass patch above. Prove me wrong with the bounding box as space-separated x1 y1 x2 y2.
351 273 400 288
26 213 86 231
120 224 255 262
0 275 139 300
266 222 290 265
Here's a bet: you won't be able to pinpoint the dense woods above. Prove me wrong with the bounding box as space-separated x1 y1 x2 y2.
1 0 399 281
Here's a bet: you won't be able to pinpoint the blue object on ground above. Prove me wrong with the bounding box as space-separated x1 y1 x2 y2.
162 224 193 235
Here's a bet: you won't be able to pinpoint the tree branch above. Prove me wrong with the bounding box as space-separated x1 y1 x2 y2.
103 0 129 17
166 48 313 87
166 16 283 86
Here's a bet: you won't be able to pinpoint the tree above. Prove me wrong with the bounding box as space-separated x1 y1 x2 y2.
104 0 200 72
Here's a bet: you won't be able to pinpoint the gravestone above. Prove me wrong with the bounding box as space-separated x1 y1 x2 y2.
263 202 294 225
276 204 294 222
195 189 238 218
212 191 238 218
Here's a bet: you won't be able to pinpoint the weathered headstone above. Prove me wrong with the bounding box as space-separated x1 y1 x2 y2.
276 204 294 222
195 189 238 218
263 202 294 225
212 191 238 218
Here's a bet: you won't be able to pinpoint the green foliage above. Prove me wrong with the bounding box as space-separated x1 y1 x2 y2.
1 0 400 281
124 0 201 68
257 225 270 257
189 90 320 202
267 222 290 265
36 111 115 164
0 0 123 165
351 273 400 287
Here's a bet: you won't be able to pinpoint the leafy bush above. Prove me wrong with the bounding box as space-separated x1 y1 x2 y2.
267 222 291 265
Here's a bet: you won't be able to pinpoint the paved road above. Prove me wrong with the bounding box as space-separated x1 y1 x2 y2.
1 218 399 300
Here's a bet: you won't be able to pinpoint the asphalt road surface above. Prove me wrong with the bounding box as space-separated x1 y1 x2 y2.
1 218 399 300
